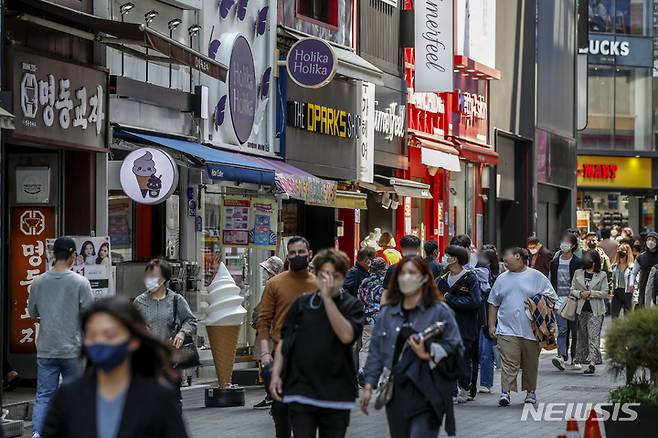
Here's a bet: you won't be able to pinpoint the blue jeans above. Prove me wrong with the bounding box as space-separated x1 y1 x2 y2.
479 327 495 388
32 358 82 434
555 312 578 361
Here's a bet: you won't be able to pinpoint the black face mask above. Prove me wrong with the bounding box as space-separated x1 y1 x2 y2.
289 255 309 272
617 251 627 259
587 241 597 249
583 260 594 269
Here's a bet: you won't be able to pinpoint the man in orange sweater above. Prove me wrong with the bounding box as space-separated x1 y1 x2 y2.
258 236 317 438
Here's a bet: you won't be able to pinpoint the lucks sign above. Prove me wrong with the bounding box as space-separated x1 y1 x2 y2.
287 38 336 88
415 0 453 92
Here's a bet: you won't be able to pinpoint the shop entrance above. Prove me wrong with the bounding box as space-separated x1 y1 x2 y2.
577 190 656 234
537 183 572 251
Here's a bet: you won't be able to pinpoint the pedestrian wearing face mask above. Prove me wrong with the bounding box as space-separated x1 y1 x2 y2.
27 237 94 438
382 235 422 300
584 232 613 292
361 256 463 438
571 250 608 374
549 232 583 371
258 236 317 438
448 234 492 296
42 297 188 438
611 244 634 317
526 236 551 278
629 231 658 308
133 259 197 349
436 245 482 403
270 249 364 438
488 248 557 407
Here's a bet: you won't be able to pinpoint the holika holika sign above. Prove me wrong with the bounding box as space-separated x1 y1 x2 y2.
287 100 362 139
415 0 454 92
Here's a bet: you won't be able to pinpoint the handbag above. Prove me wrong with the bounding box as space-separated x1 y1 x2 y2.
559 295 578 321
373 322 446 410
171 294 201 370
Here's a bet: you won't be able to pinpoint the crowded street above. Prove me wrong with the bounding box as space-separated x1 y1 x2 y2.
2 1 658 438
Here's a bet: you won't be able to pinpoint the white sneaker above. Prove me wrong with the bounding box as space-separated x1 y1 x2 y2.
478 386 492 393
456 388 469 404
570 362 583 371
552 356 565 371
32 434 41 438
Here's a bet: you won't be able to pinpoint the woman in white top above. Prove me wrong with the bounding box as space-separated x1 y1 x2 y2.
571 249 608 374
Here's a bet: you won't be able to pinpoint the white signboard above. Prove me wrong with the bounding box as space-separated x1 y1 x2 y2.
16 167 50 204
415 0 454 92
359 82 375 183
457 0 496 69
119 148 178 205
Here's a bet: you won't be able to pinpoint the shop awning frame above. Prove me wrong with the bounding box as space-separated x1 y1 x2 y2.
114 129 276 186
373 175 433 199
279 25 383 85
334 190 368 209
421 147 462 172
454 139 499 166
13 0 227 81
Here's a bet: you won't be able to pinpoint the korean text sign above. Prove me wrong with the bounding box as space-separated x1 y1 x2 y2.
9 207 55 354
9 47 109 151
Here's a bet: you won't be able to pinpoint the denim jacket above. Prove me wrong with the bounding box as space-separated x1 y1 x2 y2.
363 300 463 388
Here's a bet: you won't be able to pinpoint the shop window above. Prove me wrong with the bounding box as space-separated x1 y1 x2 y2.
589 0 651 35
297 0 339 28
108 194 134 263
578 65 652 151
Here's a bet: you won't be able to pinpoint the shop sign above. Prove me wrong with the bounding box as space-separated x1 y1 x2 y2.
450 75 488 143
374 102 406 141
201 0 274 155
9 206 55 354
414 0 453 92
119 148 179 205
16 167 50 204
287 38 337 89
359 82 375 183
408 92 444 114
586 33 653 67
219 197 278 250
287 100 361 139
9 47 108 151
46 236 113 299
577 155 652 188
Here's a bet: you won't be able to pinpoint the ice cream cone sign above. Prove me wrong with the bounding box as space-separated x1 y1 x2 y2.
120 147 178 205
202 263 247 388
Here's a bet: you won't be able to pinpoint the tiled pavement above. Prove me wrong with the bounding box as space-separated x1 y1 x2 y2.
184 349 619 438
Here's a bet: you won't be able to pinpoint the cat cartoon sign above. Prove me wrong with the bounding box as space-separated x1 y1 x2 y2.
120 148 178 205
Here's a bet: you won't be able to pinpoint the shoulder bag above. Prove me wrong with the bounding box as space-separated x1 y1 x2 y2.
558 295 578 321
171 293 201 370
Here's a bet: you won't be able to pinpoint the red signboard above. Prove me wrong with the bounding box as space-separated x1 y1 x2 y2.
9 207 55 353
449 75 488 143
577 163 618 180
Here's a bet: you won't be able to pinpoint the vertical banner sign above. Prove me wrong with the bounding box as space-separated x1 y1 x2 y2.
249 198 278 250
415 0 454 92
9 207 55 354
359 82 375 183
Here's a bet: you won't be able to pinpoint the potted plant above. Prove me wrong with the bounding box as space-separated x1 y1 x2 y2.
604 308 658 437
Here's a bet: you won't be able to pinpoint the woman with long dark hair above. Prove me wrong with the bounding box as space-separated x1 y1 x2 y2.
361 256 463 437
42 297 188 438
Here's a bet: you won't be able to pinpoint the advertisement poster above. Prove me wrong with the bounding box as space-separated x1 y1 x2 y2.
47 236 113 299
249 198 278 250
9 207 55 354
222 198 251 246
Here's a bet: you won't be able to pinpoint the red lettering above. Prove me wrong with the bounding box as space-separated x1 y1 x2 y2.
610 165 618 179
583 164 594 178
601 164 610 178
594 164 602 179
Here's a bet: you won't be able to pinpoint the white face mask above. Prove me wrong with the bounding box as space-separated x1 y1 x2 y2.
647 240 657 250
441 254 449 264
560 242 572 253
144 277 161 292
469 253 478 266
398 273 424 296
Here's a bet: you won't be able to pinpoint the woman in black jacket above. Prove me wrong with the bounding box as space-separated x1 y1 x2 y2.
436 245 482 404
43 297 188 438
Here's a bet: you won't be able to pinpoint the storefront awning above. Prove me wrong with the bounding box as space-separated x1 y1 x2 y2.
372 175 433 199
421 147 461 172
455 139 499 166
114 130 276 186
279 26 383 85
246 156 337 206
0 107 16 130
14 0 227 81
335 191 368 210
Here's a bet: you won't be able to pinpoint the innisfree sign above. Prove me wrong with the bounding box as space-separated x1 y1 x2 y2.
286 38 337 88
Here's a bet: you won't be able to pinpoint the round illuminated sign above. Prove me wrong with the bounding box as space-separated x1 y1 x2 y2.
286 37 336 88
228 35 257 145
120 148 178 205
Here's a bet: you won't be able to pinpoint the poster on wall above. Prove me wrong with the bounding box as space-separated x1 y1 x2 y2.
415 0 454 92
9 207 55 353
46 236 113 299
221 198 251 246
249 198 278 250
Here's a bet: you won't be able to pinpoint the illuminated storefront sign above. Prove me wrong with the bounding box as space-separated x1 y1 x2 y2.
286 100 361 139
577 155 652 188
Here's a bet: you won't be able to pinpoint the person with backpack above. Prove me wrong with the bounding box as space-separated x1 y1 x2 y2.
436 245 482 403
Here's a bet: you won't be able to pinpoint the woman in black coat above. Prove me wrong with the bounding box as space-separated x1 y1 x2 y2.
43 297 188 438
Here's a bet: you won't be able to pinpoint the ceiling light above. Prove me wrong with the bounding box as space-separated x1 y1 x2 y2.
120 2 135 15
188 24 202 36
144 10 159 25
168 18 183 31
